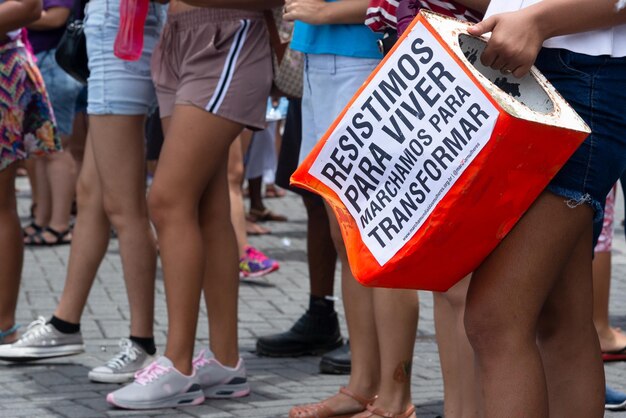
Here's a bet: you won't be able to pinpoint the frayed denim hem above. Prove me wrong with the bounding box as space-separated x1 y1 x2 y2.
546 185 604 224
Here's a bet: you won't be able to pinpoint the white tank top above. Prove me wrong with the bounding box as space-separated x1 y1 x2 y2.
485 0 626 57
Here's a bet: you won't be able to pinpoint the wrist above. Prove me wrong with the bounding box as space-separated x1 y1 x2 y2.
527 3 556 41
316 2 332 24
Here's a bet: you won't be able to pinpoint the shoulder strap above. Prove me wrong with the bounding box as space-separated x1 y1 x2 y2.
264 10 288 64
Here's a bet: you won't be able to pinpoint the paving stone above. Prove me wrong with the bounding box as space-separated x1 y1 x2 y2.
8 178 626 417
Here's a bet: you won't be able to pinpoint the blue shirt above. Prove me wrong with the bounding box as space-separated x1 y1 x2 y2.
290 10 382 59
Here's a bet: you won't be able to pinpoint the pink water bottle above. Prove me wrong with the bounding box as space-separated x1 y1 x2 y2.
114 0 149 61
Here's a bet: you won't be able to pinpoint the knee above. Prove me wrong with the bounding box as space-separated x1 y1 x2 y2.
75 172 96 208
227 161 244 190
464 302 522 356
147 186 180 231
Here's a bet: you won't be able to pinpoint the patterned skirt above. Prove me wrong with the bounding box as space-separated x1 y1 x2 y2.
0 39 60 171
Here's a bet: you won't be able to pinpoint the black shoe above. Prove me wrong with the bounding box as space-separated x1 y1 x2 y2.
319 341 351 374
256 311 343 357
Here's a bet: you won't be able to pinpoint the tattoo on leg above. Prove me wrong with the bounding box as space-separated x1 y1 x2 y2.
393 360 412 383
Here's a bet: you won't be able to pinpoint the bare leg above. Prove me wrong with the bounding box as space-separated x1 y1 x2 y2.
434 276 480 418
592 251 626 351
465 191 600 418
55 115 156 340
0 163 21 337
302 193 336 297
323 203 379 411
54 131 110 323
45 139 77 233
149 106 243 374
228 135 252 257
538 220 604 418
29 134 75 236
201 156 240 367
68 111 88 174
31 157 51 227
361 287 418 415
88 115 156 337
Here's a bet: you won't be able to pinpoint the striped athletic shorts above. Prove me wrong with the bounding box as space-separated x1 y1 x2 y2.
151 8 273 130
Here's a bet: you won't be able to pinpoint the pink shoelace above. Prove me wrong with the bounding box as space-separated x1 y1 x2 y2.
192 350 210 369
134 361 170 385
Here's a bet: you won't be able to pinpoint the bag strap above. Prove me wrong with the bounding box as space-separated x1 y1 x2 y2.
264 10 288 64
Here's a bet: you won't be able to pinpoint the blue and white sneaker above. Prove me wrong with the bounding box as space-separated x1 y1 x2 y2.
193 349 251 398
606 385 626 410
106 356 204 410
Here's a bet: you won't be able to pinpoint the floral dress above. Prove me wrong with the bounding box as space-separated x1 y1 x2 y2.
0 34 60 171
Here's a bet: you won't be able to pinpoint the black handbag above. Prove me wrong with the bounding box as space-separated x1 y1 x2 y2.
55 1 89 84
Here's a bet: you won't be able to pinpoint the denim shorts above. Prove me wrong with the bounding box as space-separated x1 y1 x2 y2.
84 0 165 115
535 48 626 241
299 54 379 163
35 49 83 135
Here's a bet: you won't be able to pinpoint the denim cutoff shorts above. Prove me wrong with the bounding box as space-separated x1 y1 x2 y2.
535 48 626 243
35 49 83 135
84 0 165 115
299 54 380 164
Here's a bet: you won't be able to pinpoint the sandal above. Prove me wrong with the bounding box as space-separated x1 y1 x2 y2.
42 227 72 246
289 387 376 418
22 221 43 238
248 207 287 222
356 404 416 418
24 226 72 246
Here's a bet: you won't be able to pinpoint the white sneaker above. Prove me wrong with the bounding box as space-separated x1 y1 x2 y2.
193 349 250 398
88 338 155 383
106 356 204 410
0 317 84 362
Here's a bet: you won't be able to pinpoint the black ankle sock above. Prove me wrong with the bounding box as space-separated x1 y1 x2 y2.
130 336 157 355
48 315 80 334
308 295 335 316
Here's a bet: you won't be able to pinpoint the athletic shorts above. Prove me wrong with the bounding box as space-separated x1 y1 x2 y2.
151 8 272 130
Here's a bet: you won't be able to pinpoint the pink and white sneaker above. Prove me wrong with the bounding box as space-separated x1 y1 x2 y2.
106 356 204 410
193 349 251 398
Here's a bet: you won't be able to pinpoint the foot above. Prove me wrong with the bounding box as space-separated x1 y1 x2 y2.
600 327 626 361
107 357 205 410
289 387 376 418
352 404 416 418
192 349 250 398
606 386 626 410
246 220 271 235
320 342 351 375
265 184 286 198
256 311 343 357
88 338 155 383
0 317 84 362
239 246 279 278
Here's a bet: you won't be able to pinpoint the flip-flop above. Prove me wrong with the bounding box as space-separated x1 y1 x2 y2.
602 346 626 362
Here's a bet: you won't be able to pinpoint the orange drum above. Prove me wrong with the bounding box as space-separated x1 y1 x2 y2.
291 11 590 291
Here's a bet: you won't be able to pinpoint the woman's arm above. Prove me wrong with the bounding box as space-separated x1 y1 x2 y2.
468 0 626 77
283 0 369 25
0 0 42 35
178 0 283 9
28 6 70 30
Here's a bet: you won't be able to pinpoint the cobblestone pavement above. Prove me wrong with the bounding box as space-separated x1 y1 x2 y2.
5 178 626 417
